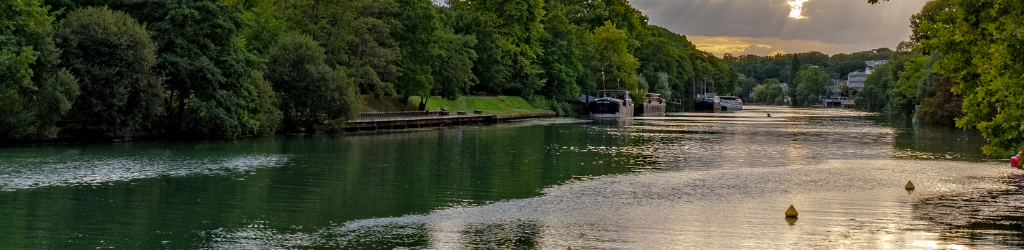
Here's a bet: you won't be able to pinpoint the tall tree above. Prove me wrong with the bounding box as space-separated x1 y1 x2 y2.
432 7 479 100
56 6 164 139
455 0 545 96
588 21 639 92
394 0 441 100
537 4 583 101
793 67 830 106
266 32 358 132
277 0 400 96
919 0 1024 155
114 0 269 137
0 0 79 140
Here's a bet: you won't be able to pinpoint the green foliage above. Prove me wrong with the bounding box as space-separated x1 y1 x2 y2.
0 0 79 140
792 67 830 106
447 7 507 94
752 79 784 105
537 5 583 101
456 0 545 96
588 21 639 92
856 63 894 112
636 74 649 91
111 0 268 137
395 0 441 99
735 75 757 101
890 55 929 114
5 0 747 139
653 72 671 100
236 0 286 55
431 7 479 100
725 49 890 83
266 32 358 133
915 0 1024 155
56 6 163 139
278 0 400 97
242 70 282 135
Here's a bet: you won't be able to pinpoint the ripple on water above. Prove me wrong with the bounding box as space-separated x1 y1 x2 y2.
202 159 1017 249
0 154 288 191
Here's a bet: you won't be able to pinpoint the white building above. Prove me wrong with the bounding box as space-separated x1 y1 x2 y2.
847 68 872 91
865 60 888 68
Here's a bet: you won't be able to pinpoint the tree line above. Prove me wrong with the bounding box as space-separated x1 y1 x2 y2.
0 0 736 141
858 0 1023 156
724 49 891 106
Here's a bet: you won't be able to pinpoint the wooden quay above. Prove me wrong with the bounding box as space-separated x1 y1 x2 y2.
345 110 556 131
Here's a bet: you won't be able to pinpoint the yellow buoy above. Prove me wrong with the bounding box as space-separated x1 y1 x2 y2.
567 247 572 250
785 205 798 217
905 180 915 190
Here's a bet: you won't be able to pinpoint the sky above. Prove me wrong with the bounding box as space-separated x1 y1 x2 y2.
629 0 930 56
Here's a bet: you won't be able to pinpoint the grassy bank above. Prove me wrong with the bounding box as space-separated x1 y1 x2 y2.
361 95 552 115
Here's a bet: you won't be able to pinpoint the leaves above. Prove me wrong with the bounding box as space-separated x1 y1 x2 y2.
56 6 163 139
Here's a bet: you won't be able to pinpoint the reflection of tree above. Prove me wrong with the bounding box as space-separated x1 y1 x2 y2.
0 124 644 248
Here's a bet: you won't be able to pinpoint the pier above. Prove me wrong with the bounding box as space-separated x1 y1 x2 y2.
345 111 556 131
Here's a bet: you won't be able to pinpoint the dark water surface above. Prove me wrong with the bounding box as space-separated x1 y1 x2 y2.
1 106 1022 249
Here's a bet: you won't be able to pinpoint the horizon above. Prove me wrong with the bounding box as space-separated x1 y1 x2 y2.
632 0 930 57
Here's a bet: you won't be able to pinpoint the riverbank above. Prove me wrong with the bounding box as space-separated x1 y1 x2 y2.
361 95 552 115
350 95 557 131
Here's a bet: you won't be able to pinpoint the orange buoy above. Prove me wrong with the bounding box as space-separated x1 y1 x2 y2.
785 205 798 217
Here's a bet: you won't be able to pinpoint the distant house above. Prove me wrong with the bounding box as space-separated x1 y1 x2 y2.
847 68 872 91
865 60 888 68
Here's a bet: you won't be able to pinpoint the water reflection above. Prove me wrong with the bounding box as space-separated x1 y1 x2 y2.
2 106 1023 248
0 120 649 249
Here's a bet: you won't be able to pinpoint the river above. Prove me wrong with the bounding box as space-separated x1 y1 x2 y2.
1 106 1022 249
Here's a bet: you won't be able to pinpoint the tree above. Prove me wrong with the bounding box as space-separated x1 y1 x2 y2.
735 75 757 101
793 67 830 106
752 79 784 105
917 0 1024 155
447 7 507 94
653 71 671 100
856 63 894 112
890 55 929 114
115 0 270 137
0 0 79 140
395 0 441 100
788 54 800 87
56 6 163 139
537 4 583 101
431 16 478 100
266 32 358 132
277 0 401 97
455 0 545 96
236 0 287 55
588 21 639 92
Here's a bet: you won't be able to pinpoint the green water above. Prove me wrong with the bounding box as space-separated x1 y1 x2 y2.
1 108 1021 249
0 122 648 249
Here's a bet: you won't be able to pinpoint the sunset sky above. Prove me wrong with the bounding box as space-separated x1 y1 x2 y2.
630 0 930 56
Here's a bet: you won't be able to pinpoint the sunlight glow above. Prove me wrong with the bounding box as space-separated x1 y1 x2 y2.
788 0 809 19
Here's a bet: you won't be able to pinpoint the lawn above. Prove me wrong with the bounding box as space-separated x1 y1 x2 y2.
411 96 551 115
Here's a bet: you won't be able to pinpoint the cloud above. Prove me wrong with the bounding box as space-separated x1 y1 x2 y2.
632 0 929 54
688 35 892 57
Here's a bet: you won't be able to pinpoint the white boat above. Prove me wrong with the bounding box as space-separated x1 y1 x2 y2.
714 96 743 112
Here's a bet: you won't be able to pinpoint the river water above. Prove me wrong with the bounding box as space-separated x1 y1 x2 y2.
1 106 1022 249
